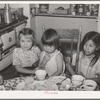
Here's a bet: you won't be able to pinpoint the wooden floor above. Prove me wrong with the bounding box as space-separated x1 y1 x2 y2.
0 64 18 80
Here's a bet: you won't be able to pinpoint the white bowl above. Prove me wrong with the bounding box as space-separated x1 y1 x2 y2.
71 75 85 86
82 80 97 91
35 69 47 81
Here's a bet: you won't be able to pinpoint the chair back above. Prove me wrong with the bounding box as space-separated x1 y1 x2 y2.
56 26 82 73
41 26 82 73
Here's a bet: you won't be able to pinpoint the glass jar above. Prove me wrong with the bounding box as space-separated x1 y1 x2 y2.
85 4 91 16
78 4 84 15
91 4 99 16
70 4 76 15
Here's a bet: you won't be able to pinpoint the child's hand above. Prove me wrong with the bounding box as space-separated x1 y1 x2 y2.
43 54 51 63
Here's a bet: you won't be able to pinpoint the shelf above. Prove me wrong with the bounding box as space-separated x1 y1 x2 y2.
0 16 28 34
32 13 97 19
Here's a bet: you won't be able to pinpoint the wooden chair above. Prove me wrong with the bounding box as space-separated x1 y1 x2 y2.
56 26 82 74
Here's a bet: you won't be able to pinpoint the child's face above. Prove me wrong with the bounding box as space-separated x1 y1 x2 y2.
43 45 56 54
19 34 33 51
83 40 96 56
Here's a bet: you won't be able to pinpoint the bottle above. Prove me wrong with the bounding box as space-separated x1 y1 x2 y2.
78 4 83 15
85 4 91 16
4 4 12 24
70 4 76 15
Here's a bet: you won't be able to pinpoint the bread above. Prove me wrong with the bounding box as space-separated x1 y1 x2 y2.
44 80 55 87
36 85 48 91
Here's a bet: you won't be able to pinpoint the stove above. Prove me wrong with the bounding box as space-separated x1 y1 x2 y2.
0 29 16 70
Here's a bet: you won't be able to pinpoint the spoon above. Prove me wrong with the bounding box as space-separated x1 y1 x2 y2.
56 74 71 86
56 77 68 85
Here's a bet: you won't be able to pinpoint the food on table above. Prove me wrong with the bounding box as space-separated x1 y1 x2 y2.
44 80 58 90
44 76 71 91
15 76 71 91
35 83 48 90
16 76 35 90
62 78 71 86
16 82 25 90
24 76 35 85
57 78 71 91
44 80 55 87
22 84 36 90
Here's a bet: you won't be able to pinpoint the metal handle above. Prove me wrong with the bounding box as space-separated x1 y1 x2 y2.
42 25 45 33
75 26 82 73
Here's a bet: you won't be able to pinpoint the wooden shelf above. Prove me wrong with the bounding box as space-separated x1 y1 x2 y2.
32 13 97 19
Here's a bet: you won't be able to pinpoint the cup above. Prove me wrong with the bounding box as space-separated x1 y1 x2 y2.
35 69 47 81
80 80 97 91
71 75 85 87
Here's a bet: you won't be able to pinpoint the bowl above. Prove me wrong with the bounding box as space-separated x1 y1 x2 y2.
81 80 97 91
35 69 47 81
71 75 85 87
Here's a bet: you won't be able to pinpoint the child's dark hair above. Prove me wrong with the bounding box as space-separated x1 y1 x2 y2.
80 31 100 67
41 28 60 49
18 28 37 47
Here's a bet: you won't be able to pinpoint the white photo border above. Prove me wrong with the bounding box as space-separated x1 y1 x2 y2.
0 0 100 99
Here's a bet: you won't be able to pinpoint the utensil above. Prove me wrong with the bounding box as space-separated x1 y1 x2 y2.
56 77 67 85
56 74 71 86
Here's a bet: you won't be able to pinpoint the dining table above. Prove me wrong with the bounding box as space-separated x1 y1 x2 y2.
0 75 71 91
0 75 99 91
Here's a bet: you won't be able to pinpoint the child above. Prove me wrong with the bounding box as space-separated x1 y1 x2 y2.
13 28 41 76
66 31 100 80
38 28 65 77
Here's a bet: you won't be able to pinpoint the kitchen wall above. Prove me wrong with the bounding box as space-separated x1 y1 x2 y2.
0 4 71 28
10 4 30 27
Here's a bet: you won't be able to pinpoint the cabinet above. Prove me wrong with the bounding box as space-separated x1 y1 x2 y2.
31 15 98 47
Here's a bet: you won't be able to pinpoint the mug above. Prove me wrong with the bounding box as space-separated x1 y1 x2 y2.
80 80 97 91
71 75 85 87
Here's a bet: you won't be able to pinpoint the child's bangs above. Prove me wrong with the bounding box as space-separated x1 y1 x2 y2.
25 35 34 40
42 39 54 46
